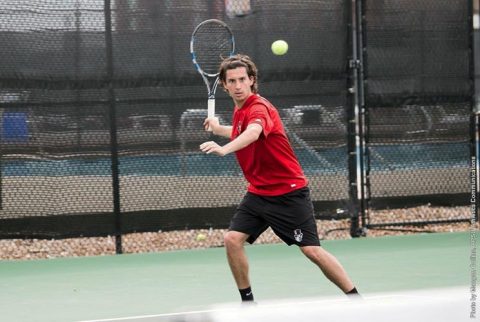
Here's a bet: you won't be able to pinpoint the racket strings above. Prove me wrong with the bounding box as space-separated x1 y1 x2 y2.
193 23 233 75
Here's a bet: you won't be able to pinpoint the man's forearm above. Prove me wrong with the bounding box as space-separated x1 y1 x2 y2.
200 124 262 157
221 125 261 155
213 125 233 138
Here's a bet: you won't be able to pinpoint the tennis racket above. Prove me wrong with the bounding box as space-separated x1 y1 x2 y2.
190 19 235 131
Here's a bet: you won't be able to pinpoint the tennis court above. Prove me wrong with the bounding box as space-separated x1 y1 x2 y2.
0 232 473 321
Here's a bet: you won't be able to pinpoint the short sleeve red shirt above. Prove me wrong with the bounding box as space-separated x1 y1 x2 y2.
231 94 308 196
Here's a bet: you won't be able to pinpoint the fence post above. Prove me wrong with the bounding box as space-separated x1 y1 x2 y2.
104 0 123 254
347 0 368 237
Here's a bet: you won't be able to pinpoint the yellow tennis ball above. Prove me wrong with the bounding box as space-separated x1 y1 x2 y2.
196 233 206 241
271 40 288 55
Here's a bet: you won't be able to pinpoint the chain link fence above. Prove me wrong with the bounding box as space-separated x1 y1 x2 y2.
0 0 475 254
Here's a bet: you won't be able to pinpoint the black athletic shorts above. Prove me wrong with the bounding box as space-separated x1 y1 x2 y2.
229 187 320 246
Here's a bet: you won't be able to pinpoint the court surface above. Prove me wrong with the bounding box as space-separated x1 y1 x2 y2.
0 231 475 321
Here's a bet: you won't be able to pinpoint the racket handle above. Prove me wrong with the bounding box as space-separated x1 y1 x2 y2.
207 98 215 132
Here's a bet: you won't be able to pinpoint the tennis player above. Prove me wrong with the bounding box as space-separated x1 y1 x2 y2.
200 54 360 303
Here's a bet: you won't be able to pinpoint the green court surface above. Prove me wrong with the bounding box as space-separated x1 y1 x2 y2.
0 232 474 322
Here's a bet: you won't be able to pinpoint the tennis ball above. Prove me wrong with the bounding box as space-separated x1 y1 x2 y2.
196 233 206 241
271 40 288 55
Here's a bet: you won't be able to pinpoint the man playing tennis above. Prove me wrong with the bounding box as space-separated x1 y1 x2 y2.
200 54 360 303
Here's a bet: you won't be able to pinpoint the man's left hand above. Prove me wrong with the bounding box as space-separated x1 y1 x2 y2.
199 141 226 156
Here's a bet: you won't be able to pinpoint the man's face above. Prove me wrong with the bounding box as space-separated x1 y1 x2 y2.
222 67 254 107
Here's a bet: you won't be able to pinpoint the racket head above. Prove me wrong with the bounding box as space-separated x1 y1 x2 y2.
190 19 235 78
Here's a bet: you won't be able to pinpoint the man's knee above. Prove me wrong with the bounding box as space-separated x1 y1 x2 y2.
224 230 248 248
300 245 326 262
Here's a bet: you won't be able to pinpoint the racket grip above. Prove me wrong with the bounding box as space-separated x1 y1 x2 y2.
207 98 215 132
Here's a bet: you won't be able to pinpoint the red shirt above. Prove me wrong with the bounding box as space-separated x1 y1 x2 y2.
231 94 308 196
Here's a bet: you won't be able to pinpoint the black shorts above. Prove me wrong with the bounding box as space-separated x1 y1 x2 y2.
229 187 320 246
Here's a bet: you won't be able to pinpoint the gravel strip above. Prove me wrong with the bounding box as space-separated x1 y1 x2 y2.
0 205 475 260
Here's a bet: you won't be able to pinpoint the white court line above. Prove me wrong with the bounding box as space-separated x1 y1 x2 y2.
75 294 410 322
76 298 348 321
78 286 468 322
76 308 218 322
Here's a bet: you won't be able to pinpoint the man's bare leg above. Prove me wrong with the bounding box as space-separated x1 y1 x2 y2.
300 245 358 295
224 231 254 301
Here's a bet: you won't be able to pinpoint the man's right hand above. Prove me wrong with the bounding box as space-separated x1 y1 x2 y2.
203 117 233 138
203 116 220 133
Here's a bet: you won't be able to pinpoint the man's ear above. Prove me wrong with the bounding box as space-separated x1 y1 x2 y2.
221 81 229 93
